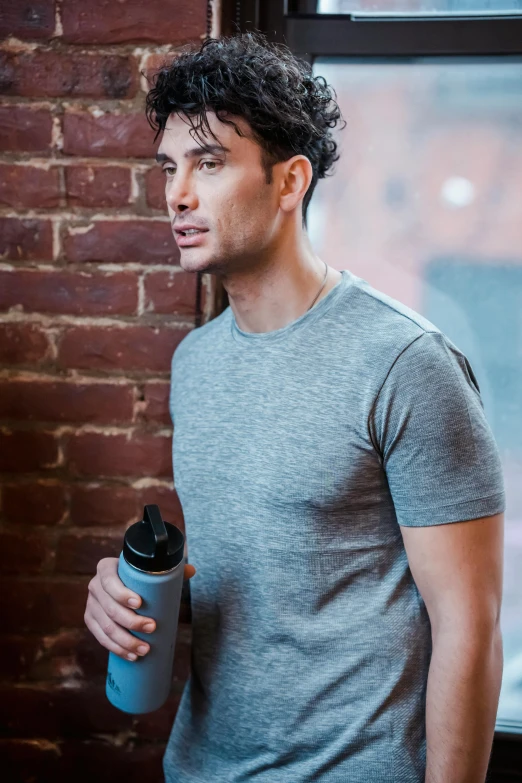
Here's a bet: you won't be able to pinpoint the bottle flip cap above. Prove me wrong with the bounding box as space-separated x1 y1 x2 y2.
123 504 184 573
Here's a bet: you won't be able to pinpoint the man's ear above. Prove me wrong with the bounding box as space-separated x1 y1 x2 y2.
279 155 313 215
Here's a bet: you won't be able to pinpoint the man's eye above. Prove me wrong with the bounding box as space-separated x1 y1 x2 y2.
163 166 175 176
202 161 218 170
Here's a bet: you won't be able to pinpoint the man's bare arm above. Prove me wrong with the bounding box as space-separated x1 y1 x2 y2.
401 512 504 783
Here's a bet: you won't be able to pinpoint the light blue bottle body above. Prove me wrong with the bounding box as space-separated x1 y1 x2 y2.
106 551 185 714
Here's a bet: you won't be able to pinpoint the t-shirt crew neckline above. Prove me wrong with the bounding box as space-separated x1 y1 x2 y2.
230 269 350 345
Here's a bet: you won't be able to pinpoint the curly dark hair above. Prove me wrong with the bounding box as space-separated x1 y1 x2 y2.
145 31 345 226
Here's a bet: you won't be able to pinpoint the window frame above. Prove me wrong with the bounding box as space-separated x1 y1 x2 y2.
221 0 522 745
222 1 522 57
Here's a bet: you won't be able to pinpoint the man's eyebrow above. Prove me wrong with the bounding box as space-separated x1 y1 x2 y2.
155 144 230 164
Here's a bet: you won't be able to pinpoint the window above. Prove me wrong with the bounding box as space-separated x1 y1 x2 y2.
317 0 522 14
308 55 522 725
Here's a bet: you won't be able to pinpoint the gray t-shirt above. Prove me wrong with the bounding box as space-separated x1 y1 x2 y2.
163 268 505 783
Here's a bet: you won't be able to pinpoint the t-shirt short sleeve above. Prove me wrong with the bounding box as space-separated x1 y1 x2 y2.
369 330 505 527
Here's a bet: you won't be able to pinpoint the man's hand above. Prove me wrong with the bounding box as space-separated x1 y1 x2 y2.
84 557 197 662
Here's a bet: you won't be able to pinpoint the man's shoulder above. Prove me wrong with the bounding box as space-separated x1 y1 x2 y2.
343 272 444 359
171 307 230 368
348 272 439 338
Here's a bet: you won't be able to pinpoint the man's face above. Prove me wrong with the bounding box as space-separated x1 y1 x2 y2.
156 110 280 276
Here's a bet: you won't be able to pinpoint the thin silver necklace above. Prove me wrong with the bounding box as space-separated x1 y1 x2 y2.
307 260 329 311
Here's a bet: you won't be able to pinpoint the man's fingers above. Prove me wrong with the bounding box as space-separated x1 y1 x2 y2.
96 557 142 608
87 599 151 658
184 563 196 580
85 610 139 661
88 583 155 634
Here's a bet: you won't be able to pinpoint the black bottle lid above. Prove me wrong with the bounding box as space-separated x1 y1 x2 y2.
123 504 184 573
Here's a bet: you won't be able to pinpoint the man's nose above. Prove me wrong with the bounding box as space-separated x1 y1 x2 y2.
166 173 198 213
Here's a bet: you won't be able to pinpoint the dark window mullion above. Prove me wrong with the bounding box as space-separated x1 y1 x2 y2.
285 13 522 56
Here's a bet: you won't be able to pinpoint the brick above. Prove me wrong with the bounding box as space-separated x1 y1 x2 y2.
58 325 187 372
67 628 109 679
0 578 89 632
64 220 178 264
0 739 63 782
0 323 51 365
55 533 121 574
70 484 139 527
2 481 66 525
60 741 166 783
141 51 173 82
0 164 60 208
0 530 48 573
0 51 138 99
140 382 171 425
0 629 115 682
62 0 206 45
0 738 166 783
0 380 134 424
0 630 92 682
0 269 138 315
144 269 201 315
0 218 53 260
63 111 157 158
145 165 166 210
66 431 172 479
0 430 58 473
0 683 134 738
0 105 52 152
0 1 55 41
66 165 131 208
70 483 184 527
0 635 42 680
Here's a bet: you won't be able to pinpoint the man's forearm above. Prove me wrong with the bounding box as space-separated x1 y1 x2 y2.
425 622 503 783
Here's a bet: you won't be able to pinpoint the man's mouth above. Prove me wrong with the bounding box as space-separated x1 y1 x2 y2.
175 228 209 247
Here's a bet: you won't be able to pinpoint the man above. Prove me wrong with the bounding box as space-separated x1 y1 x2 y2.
84 32 505 783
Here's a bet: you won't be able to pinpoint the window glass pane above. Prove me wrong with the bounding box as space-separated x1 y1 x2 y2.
317 0 522 14
310 56 522 725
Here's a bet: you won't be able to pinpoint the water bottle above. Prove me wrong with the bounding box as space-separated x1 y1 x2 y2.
106 504 185 714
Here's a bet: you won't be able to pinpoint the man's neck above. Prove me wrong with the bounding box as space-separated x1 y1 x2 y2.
222 244 342 335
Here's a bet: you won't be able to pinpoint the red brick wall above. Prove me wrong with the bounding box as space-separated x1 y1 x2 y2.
0 2 212 779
